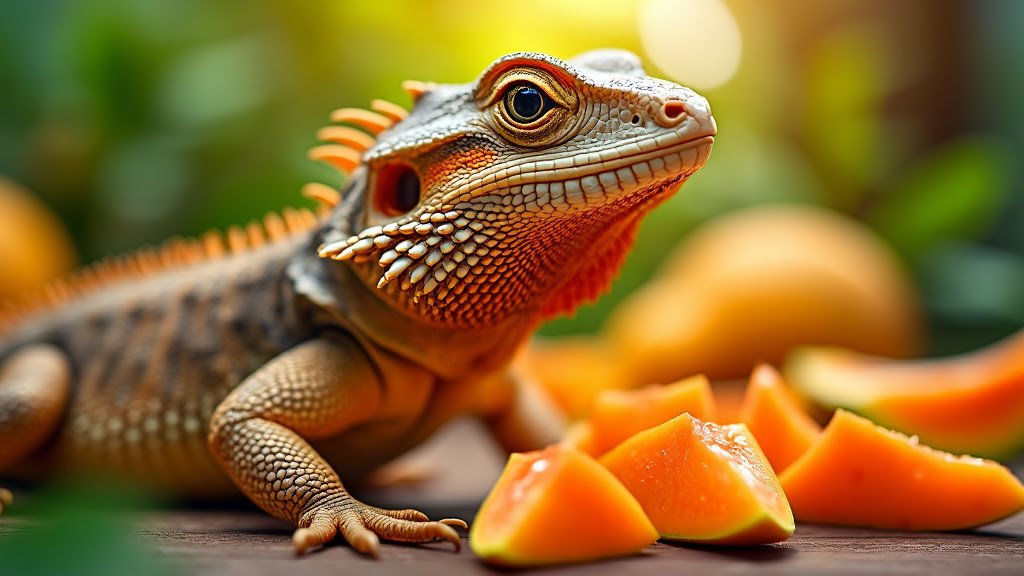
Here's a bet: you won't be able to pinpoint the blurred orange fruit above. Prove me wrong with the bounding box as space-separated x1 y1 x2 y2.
604 204 921 383
0 177 76 300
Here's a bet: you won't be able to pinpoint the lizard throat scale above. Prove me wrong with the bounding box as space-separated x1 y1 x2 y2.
316 50 715 328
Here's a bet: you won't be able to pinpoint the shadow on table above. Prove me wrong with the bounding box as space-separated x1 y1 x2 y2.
662 540 798 563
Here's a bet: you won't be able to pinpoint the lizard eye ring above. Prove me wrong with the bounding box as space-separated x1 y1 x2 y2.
480 65 579 147
504 83 551 124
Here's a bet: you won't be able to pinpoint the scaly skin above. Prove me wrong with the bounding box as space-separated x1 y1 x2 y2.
0 49 715 556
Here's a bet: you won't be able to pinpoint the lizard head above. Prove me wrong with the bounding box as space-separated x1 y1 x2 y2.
316 49 716 328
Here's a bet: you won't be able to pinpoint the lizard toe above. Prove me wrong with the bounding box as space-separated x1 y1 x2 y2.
363 513 463 551
370 506 429 522
292 511 340 556
440 518 469 530
294 499 466 556
340 514 382 557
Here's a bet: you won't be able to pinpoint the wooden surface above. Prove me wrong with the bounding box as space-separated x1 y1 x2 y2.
2 419 1023 575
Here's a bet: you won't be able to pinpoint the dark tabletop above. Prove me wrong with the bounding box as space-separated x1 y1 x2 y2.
2 419 1022 576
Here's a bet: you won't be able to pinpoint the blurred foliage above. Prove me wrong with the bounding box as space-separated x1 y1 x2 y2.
869 136 1009 261
0 0 1021 353
0 481 176 576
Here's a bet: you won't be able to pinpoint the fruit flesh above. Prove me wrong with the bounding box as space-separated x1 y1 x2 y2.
787 331 1024 459
470 445 657 566
740 364 821 473
779 410 1024 531
600 413 794 545
589 374 716 456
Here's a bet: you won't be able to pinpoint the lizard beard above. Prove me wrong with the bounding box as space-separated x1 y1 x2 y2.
318 177 682 328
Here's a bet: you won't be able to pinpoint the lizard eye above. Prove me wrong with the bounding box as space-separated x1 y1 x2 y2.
504 83 551 124
374 162 421 216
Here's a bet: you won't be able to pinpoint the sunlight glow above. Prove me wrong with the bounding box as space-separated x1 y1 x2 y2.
639 0 742 90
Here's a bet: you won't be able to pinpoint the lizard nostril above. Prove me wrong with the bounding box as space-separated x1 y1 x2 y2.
654 100 688 128
662 100 685 119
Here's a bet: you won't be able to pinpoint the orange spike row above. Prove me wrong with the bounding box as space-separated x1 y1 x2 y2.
401 80 435 102
316 125 376 152
135 248 161 273
226 226 248 253
302 182 341 208
329 108 393 135
263 211 289 241
158 238 186 267
203 230 227 259
0 206 327 338
298 207 319 228
42 279 72 305
282 207 318 233
370 99 409 123
308 145 361 175
246 221 267 248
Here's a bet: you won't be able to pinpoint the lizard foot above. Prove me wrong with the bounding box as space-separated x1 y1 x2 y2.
0 487 12 515
292 500 468 557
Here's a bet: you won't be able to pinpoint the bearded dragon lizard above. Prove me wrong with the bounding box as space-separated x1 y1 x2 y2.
0 49 715 556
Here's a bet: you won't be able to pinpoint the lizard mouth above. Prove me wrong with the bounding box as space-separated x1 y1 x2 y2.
550 133 715 203
435 132 715 209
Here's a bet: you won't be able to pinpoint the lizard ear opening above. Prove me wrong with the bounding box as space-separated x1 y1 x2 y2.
374 162 421 217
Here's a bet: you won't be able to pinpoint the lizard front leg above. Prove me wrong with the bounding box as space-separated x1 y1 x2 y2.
0 344 72 515
208 335 465 556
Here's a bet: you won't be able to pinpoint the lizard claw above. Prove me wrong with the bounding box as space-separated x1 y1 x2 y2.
440 518 469 531
292 500 466 557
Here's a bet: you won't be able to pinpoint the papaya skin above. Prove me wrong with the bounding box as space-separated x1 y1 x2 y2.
779 410 1024 531
740 364 821 473
600 413 794 545
470 445 658 567
787 330 1024 459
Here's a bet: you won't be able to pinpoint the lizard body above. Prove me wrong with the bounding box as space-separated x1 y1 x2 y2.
0 49 715 556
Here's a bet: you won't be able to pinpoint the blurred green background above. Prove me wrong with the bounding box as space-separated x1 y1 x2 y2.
1 0 1022 354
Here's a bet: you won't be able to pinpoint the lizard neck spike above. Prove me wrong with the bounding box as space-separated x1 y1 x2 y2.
370 99 408 122
308 99 410 177
401 80 435 103
301 182 341 209
329 108 394 135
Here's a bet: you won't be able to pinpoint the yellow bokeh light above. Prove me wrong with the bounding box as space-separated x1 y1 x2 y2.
639 0 742 90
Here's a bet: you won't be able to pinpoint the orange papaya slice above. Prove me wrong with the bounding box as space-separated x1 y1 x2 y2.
513 337 628 419
779 410 1024 531
470 445 657 566
561 420 597 455
740 364 821 473
600 413 794 545
589 374 717 456
787 330 1024 459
